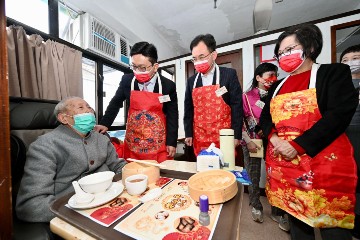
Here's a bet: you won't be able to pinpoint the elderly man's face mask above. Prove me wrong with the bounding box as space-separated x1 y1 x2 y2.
62 99 96 134
65 113 96 134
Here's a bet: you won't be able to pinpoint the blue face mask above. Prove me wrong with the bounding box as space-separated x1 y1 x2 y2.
72 113 96 134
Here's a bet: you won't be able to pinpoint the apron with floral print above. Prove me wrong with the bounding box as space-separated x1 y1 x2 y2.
124 73 168 163
266 64 357 229
192 64 232 155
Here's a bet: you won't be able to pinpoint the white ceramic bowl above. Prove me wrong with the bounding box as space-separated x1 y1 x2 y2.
125 174 148 196
122 162 160 185
78 171 115 194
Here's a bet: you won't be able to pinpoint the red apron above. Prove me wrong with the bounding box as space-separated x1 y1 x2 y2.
266 64 357 229
192 64 232 155
124 73 168 163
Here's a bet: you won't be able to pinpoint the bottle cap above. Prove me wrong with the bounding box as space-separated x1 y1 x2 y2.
199 195 209 212
219 129 234 136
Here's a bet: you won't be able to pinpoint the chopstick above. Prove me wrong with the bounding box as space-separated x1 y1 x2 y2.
127 158 166 168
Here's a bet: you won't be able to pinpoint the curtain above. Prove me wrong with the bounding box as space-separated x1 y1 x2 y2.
7 26 83 100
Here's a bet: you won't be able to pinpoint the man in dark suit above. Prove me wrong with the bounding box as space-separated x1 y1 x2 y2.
95 42 178 162
184 34 243 155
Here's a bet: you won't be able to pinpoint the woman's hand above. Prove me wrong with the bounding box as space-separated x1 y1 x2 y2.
270 133 298 160
274 140 298 160
270 133 281 155
246 141 259 153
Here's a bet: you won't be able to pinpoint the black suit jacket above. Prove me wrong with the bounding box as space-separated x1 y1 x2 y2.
260 63 357 157
184 66 243 140
100 73 179 147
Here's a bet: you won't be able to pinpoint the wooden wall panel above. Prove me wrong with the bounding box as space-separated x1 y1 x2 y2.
0 0 12 239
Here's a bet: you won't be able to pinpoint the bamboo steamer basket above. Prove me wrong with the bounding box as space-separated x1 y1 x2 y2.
122 161 160 185
188 169 238 204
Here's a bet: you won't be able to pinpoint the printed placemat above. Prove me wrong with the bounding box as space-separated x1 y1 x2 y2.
66 177 173 227
114 179 222 240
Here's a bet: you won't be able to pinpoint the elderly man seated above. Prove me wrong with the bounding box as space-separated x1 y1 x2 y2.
16 96 126 223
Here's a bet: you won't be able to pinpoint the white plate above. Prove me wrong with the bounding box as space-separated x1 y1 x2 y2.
68 182 124 209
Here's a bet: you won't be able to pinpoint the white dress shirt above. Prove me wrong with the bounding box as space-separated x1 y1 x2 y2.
138 73 157 92
201 65 216 86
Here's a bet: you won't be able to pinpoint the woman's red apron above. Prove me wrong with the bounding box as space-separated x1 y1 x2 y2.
266 64 357 229
192 64 232 155
124 73 168 163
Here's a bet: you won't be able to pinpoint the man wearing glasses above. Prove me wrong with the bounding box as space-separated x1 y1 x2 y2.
95 42 178 163
184 34 243 155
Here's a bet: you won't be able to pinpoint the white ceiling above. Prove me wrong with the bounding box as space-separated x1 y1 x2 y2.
65 0 360 61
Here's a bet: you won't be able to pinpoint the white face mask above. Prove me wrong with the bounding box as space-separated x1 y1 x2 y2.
346 60 360 74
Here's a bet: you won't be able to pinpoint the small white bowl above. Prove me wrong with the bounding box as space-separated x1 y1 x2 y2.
125 174 148 196
78 171 115 194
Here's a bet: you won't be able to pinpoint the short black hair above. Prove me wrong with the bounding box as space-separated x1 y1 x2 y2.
130 41 158 64
248 62 278 91
274 24 323 61
340 44 360 62
190 34 216 52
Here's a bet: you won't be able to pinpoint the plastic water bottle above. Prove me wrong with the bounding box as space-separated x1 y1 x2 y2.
199 195 210 226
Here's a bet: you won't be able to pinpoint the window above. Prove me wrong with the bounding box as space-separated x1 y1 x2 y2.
6 0 49 33
82 58 96 112
332 21 360 63
160 65 175 82
103 65 125 126
58 1 81 43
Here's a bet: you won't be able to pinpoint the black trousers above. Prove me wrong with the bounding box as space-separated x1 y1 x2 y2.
288 214 352 240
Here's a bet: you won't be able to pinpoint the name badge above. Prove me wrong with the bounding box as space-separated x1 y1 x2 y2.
255 100 265 109
158 95 171 103
215 86 228 97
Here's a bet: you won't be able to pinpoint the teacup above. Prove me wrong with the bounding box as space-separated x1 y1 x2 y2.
122 162 160 185
125 174 148 196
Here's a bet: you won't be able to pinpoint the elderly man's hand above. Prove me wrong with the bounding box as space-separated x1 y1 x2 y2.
166 146 176 157
94 125 108 134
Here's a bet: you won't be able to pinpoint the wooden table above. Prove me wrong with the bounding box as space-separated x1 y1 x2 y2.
50 160 243 240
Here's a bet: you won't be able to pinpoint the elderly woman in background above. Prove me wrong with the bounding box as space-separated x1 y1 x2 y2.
260 24 358 240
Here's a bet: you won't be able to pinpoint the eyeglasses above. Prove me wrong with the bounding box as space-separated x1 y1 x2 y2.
130 64 153 72
191 52 213 63
274 44 300 60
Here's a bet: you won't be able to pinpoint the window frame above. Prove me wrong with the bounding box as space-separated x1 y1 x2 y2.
6 2 132 130
331 19 360 63
159 64 176 82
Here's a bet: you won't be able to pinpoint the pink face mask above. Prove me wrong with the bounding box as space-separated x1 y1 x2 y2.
194 60 212 74
279 49 306 73
134 70 153 83
262 76 278 89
